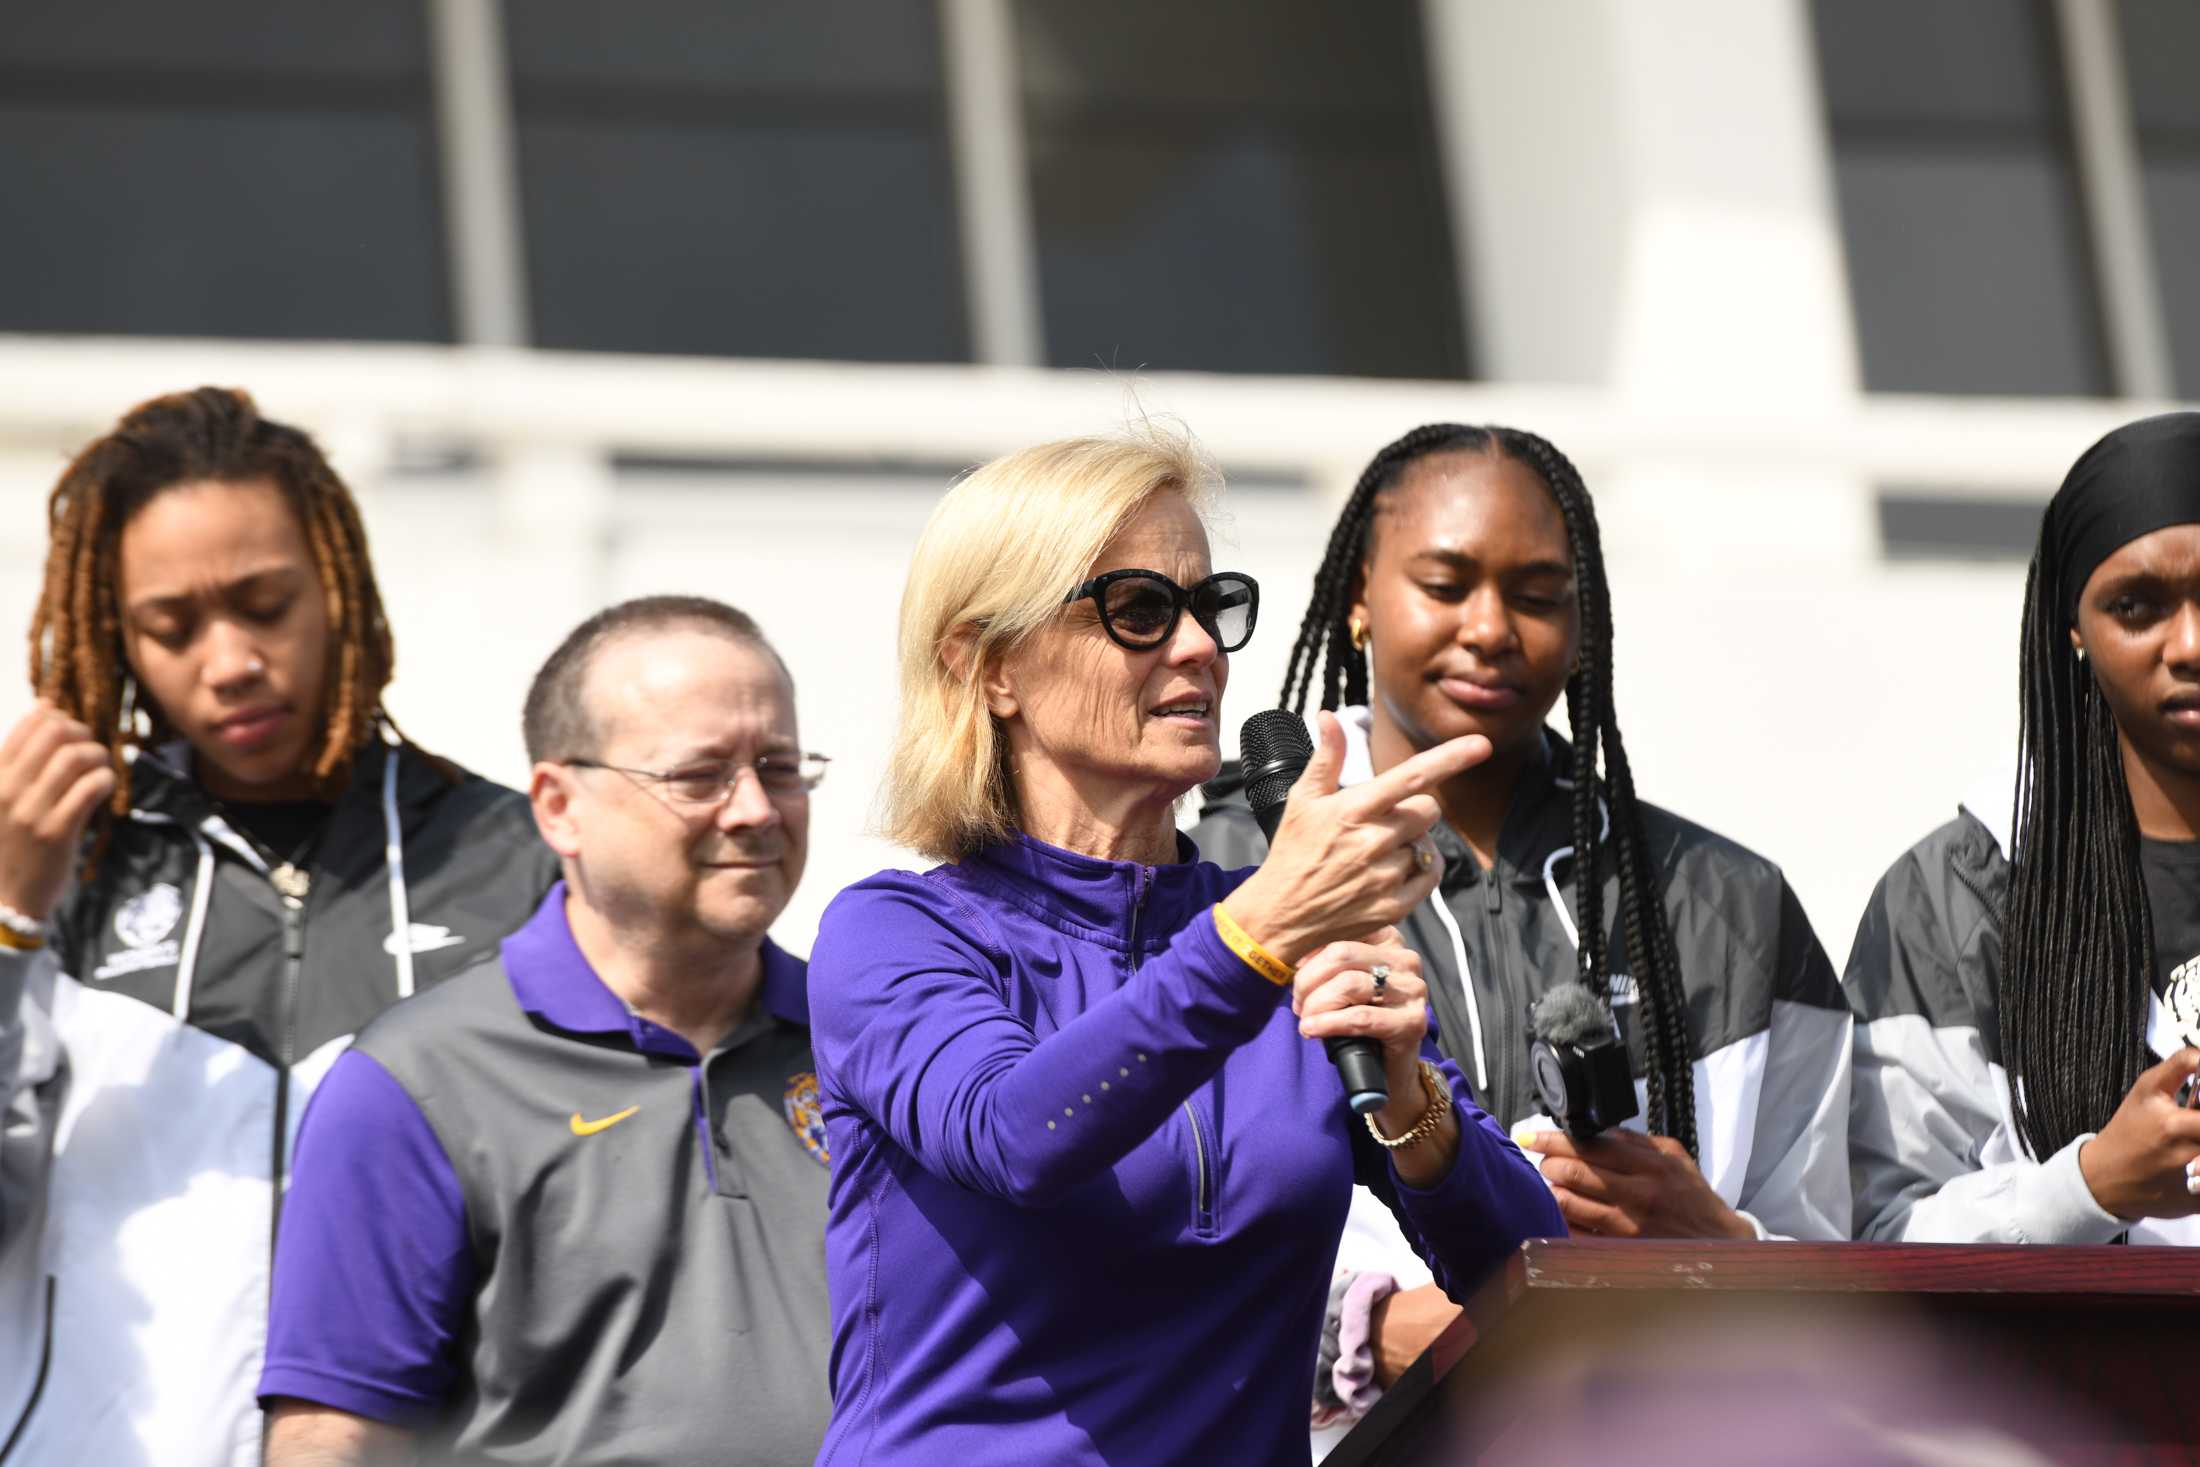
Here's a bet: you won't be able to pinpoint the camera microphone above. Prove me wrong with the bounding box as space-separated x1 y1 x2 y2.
1527 983 1638 1140
1239 709 1388 1116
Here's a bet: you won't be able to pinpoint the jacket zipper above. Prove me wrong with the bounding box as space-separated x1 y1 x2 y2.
1180 1100 1215 1234
268 893 306 1247
0 1276 55 1464
1475 867 1525 1126
1127 864 1149 955
1127 863 1220 1239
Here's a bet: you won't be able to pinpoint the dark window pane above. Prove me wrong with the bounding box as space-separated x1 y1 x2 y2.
2139 161 2200 396
2119 0 2200 132
509 0 968 362
1813 0 2063 130
1017 5 1414 110
0 1 446 342
1016 0 1464 379
2121 0 2200 394
1833 152 2106 396
1878 492 2050 561
506 2 943 95
0 109 447 341
2 0 424 77
1811 0 2108 394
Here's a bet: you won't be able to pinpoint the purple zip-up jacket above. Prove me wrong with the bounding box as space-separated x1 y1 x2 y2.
808 833 1562 1466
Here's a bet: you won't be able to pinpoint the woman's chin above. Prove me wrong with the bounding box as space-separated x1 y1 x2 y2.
1415 696 1550 759
191 738 319 801
1146 746 1222 797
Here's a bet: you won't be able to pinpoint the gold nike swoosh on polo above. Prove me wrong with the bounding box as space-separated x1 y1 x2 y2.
569 1106 640 1137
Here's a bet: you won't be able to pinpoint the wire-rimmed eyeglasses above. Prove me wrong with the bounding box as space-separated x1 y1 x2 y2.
564 753 830 805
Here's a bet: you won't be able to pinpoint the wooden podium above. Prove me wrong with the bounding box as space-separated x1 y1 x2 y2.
1327 1240 2200 1465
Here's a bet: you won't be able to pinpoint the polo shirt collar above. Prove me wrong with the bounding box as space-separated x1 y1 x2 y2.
502 883 811 1044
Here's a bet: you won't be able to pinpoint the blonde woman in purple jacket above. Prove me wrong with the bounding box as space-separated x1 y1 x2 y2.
808 428 1561 1466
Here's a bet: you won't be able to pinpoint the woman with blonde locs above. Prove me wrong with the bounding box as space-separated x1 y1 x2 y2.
1193 423 1851 1440
0 387 555 1464
805 426 1559 1467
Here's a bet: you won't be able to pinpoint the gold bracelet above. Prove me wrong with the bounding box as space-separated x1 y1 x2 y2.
0 924 45 953
1211 903 1294 987
1365 1061 1451 1150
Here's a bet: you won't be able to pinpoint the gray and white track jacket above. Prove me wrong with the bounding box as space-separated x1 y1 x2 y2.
1845 774 2194 1245
1192 708 1853 1242
0 741 556 1466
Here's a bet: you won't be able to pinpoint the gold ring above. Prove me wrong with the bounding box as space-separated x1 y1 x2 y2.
1415 844 1434 873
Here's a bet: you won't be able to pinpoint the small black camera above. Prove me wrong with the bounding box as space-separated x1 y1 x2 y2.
1526 984 1640 1140
1528 1034 1638 1139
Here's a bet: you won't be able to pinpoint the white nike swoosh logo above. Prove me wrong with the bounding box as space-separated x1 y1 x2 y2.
383 924 468 957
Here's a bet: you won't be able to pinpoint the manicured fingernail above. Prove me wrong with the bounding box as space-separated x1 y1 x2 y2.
1511 1127 1537 1149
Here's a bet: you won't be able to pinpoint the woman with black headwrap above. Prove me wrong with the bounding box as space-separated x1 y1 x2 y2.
1848 412 2200 1243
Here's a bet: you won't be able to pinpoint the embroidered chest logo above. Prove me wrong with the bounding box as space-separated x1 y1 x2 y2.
783 1072 830 1166
2165 959 2200 1047
384 923 468 958
570 1106 639 1137
94 883 185 982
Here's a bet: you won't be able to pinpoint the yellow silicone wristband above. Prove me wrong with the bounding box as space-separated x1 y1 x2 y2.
1212 904 1294 986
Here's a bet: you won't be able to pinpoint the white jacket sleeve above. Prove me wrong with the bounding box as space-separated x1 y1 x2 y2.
1 945 64 1247
1733 998 1853 1240
1850 1011 2123 1244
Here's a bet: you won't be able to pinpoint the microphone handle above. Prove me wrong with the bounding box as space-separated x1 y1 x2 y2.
1326 1036 1390 1117
1241 753 1389 1116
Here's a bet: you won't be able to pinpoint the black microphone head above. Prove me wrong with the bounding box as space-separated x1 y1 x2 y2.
1238 709 1314 834
1529 983 1620 1050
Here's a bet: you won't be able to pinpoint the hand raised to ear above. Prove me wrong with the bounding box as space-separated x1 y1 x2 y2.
0 701 116 921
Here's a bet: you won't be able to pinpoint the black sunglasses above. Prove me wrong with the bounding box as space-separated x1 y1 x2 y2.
1063 569 1259 653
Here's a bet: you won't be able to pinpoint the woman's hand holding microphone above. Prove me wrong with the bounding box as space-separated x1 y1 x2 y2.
1222 712 1490 1183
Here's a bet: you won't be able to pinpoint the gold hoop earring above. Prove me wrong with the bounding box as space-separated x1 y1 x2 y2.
1349 618 1367 652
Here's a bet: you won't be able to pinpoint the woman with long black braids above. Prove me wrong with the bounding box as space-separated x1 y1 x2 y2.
1849 412 2200 1244
1194 424 1850 1440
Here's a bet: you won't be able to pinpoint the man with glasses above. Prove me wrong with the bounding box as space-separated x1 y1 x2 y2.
259 596 833 1466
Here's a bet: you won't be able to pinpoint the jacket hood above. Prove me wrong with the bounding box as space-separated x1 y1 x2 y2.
127 736 439 826
1958 757 2021 857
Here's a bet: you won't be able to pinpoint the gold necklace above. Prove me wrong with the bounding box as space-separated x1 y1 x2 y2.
269 862 312 906
215 807 323 909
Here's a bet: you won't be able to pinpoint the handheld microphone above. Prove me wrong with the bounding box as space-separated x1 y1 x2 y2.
1526 983 1638 1139
1239 709 1388 1116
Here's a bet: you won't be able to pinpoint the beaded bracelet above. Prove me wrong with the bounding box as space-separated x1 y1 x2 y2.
1364 1060 1451 1150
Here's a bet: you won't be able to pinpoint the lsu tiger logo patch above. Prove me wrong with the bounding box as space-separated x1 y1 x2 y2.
783 1071 830 1166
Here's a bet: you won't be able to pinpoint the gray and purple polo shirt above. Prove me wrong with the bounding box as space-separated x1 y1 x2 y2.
260 884 831 1465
